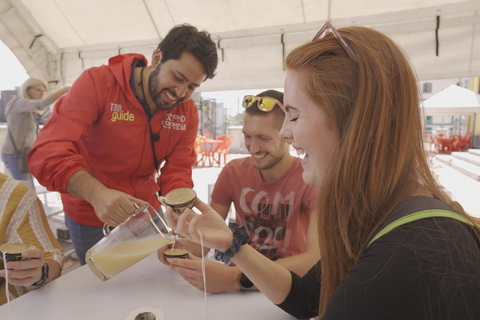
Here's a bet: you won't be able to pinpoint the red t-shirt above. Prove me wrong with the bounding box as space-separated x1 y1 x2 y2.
211 157 318 260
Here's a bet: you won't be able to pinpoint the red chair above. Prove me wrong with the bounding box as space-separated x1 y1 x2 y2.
459 132 472 152
435 137 453 154
211 135 233 166
194 136 208 168
451 135 461 152
426 134 436 153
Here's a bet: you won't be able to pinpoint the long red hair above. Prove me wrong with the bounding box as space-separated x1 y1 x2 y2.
286 26 480 317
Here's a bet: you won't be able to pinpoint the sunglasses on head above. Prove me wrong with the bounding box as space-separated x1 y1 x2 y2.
312 19 358 63
242 95 285 112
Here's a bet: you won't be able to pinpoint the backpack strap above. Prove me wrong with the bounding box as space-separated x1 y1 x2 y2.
367 209 476 247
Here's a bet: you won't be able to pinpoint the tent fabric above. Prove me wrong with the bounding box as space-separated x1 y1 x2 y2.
0 0 479 92
423 85 480 114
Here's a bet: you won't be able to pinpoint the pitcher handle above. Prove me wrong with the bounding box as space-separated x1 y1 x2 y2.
158 197 167 207
102 224 110 237
102 203 141 237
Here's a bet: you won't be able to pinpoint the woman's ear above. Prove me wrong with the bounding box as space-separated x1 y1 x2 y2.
151 49 163 68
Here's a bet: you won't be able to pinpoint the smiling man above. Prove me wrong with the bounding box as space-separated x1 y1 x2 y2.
158 90 320 293
28 24 218 265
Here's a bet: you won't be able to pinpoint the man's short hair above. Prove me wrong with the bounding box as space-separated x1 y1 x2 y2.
245 90 285 129
157 24 218 80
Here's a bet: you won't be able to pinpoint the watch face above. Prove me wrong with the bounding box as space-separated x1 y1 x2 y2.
239 273 254 290
43 263 49 280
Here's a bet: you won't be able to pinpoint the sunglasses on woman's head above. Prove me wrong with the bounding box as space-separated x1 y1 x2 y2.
312 19 358 63
242 95 285 113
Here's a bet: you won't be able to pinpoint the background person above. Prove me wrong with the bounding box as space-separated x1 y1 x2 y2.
158 90 319 293
165 23 480 319
1 78 69 189
27 24 218 265
0 173 64 305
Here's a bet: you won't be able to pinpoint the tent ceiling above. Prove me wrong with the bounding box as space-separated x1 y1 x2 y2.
0 0 479 92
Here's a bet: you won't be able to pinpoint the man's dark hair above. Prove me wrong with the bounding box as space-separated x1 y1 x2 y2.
157 24 218 80
245 90 285 129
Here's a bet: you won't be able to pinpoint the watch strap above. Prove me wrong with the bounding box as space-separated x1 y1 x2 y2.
31 263 49 287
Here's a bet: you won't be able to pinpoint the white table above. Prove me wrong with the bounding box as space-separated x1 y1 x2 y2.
0 254 294 320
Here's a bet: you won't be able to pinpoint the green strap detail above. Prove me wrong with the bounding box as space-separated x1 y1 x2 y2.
367 209 475 247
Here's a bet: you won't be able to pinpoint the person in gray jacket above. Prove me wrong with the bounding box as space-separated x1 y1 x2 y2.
2 78 69 189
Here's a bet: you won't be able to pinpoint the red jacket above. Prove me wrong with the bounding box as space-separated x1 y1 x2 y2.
28 54 198 226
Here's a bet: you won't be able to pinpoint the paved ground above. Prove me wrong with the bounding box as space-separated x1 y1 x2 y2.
430 156 480 218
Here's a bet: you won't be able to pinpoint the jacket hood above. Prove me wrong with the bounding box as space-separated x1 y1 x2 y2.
108 53 148 95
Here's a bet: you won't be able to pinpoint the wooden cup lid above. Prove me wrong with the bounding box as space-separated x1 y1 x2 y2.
0 243 35 262
164 248 188 261
164 188 197 206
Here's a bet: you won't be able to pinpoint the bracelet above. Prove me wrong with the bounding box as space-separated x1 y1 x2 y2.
214 223 250 265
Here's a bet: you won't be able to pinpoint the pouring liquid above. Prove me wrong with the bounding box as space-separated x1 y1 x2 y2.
86 234 174 280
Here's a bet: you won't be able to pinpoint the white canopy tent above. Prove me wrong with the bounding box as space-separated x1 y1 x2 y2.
0 0 479 92
423 84 480 115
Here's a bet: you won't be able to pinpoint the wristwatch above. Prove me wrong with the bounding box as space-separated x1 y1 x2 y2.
31 263 49 287
238 272 254 291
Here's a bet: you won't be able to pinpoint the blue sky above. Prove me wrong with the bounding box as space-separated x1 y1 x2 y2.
0 40 29 91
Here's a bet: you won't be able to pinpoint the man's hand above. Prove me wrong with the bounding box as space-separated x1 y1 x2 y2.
90 188 147 227
66 170 147 227
0 249 45 287
167 253 241 293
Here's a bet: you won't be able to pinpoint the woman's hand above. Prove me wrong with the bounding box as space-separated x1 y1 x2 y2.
165 198 233 253
0 248 45 287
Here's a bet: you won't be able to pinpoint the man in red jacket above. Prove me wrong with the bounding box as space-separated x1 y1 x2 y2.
28 24 218 265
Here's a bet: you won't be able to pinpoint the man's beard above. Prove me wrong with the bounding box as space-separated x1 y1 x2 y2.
251 141 289 171
253 152 284 171
148 65 183 111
